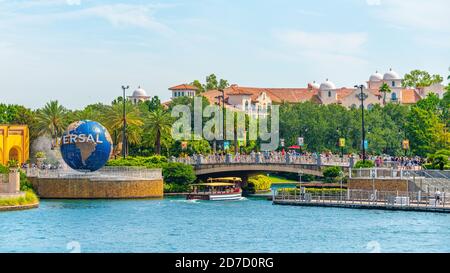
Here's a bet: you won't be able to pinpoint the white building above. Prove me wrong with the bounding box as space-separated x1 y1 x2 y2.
128 86 151 104
169 84 198 99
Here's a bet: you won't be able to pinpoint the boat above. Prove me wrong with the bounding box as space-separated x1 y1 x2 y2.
186 177 243 201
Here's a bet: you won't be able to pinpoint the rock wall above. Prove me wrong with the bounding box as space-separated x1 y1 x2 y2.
30 177 164 199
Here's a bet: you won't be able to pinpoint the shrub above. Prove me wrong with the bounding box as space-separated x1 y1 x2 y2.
20 171 34 191
427 150 450 170
323 166 342 182
107 156 197 186
245 175 272 193
354 160 375 168
7 160 19 168
164 183 190 193
35 151 46 159
0 164 8 174
162 163 196 185
0 191 39 207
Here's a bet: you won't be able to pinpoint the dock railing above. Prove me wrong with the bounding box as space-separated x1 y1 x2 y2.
274 188 449 209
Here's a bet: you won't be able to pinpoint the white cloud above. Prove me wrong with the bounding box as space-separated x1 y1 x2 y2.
78 4 172 34
0 2 173 34
370 0 450 32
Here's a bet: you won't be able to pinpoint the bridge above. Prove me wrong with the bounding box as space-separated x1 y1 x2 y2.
172 154 352 179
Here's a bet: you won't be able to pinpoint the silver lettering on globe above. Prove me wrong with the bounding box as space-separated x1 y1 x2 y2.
62 134 104 145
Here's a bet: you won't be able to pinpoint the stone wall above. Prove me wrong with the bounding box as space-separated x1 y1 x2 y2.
30 177 163 199
348 178 415 192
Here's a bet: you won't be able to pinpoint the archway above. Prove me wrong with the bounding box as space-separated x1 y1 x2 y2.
8 147 22 164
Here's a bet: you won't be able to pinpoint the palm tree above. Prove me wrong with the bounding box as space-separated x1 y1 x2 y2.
35 100 69 139
379 83 392 105
144 108 173 155
102 101 143 156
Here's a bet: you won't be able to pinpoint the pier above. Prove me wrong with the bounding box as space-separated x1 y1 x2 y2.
273 189 450 213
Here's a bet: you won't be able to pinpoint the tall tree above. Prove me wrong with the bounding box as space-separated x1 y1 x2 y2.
144 108 173 155
191 74 230 93
35 101 69 139
102 101 143 156
379 83 392 105
402 70 443 90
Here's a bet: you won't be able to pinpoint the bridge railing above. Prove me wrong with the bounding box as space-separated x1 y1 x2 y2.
171 154 351 167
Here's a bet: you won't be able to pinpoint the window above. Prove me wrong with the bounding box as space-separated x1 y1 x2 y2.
245 101 249 111
392 81 396 87
328 91 332 97
391 93 397 101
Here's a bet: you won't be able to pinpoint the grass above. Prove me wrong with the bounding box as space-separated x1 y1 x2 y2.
267 175 298 184
0 191 39 207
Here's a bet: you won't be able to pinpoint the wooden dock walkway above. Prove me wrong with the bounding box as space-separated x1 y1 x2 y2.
273 199 450 213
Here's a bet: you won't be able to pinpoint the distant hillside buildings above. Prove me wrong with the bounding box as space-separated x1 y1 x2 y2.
166 69 446 114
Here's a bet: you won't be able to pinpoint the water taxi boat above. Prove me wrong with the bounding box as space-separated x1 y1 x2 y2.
187 177 243 201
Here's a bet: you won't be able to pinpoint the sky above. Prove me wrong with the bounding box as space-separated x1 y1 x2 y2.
1 0 450 109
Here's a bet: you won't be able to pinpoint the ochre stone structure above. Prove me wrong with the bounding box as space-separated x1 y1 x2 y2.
347 178 414 192
0 125 30 166
30 177 163 199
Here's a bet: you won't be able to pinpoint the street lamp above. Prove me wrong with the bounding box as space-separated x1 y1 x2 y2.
121 85 130 159
355 84 367 163
218 89 226 153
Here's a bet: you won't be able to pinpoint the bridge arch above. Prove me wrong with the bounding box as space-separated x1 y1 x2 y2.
194 163 325 177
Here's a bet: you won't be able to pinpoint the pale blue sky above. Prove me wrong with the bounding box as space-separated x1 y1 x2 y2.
1 0 449 109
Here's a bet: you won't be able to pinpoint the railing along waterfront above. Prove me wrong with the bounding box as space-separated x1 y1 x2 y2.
349 168 449 179
274 188 450 210
26 166 162 180
172 154 351 167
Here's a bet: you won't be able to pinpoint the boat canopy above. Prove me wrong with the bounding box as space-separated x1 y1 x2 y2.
207 177 242 183
191 183 236 187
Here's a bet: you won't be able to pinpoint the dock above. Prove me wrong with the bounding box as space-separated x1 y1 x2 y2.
273 189 450 214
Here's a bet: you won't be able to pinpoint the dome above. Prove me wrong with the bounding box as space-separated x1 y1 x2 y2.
369 71 383 82
320 79 336 90
383 69 400 80
309 81 320 89
132 86 148 97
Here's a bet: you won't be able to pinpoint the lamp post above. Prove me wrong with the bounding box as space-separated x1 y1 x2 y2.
121 85 129 159
218 89 225 153
355 84 367 163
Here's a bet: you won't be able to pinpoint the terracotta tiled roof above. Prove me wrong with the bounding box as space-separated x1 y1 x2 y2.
336 88 356 100
169 84 198 91
201 90 224 105
402 89 421 104
209 85 318 104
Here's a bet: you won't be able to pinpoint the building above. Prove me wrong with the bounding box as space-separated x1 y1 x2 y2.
197 69 446 112
169 84 198 99
128 86 150 104
0 125 30 166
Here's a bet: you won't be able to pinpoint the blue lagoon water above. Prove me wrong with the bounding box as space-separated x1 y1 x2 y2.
1 197 449 253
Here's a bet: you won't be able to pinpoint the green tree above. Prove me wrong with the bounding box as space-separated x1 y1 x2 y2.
144 108 173 155
191 74 230 93
402 70 443 90
379 83 392 105
35 100 69 139
102 101 143 155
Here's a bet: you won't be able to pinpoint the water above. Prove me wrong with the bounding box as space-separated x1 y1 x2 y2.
0 197 449 253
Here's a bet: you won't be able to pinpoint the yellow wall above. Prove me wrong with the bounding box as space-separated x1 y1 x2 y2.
0 125 29 166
